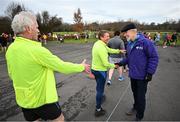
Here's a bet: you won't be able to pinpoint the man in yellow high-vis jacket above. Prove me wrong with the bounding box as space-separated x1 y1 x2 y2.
6 11 90 122
91 30 126 117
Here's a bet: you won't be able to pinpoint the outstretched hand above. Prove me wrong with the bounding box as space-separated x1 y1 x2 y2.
119 49 126 54
81 59 91 74
88 72 95 79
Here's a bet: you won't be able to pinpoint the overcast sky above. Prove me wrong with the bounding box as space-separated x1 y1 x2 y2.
0 0 180 24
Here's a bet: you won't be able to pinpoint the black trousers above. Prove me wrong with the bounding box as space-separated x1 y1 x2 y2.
130 78 148 119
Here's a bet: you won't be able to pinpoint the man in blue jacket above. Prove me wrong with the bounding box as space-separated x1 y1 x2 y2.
117 23 159 121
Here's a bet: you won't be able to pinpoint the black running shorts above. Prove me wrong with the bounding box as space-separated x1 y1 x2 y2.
21 102 62 121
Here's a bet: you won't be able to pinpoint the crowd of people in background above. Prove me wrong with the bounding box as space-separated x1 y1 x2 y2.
0 32 91 52
143 31 178 48
38 33 48 45
162 32 178 48
0 33 15 52
36 32 90 44
0 31 179 54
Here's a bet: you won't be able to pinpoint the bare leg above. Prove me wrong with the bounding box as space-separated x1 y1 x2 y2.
34 119 41 122
4 47 7 52
2 47 5 52
108 68 114 80
118 66 123 77
163 41 167 48
53 113 64 122
44 39 47 45
0 45 2 52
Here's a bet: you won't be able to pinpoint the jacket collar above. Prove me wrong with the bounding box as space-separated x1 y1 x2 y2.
15 37 41 46
128 33 145 53
130 33 145 46
98 40 107 46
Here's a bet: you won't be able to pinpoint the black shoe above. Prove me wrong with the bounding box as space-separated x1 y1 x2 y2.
95 108 106 117
126 108 137 116
134 117 142 121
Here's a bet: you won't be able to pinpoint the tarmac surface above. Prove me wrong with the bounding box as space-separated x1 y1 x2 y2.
0 41 180 121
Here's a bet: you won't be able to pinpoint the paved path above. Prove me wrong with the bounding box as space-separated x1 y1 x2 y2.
0 42 180 121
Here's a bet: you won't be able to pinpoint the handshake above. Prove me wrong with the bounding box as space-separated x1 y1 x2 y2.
119 49 126 54
81 59 95 79
114 62 124 69
114 61 153 82
81 59 91 74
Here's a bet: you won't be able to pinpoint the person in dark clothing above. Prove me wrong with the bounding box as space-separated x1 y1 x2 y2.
0 35 2 51
1 33 8 52
107 31 125 85
117 23 159 121
120 32 129 72
166 33 171 46
171 32 178 46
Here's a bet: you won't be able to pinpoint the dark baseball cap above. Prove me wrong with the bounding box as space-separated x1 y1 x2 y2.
121 23 137 32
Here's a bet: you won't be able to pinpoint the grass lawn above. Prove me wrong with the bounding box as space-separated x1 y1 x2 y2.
49 38 180 46
157 39 180 46
64 38 97 43
48 38 97 44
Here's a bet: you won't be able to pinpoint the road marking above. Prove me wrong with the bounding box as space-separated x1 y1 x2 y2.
106 82 130 122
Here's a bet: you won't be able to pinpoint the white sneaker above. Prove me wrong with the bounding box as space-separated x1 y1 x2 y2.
107 80 112 85
163 46 167 48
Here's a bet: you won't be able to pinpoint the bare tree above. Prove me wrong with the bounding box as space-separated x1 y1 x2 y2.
5 2 26 20
74 8 82 23
49 15 62 32
36 11 62 33
0 16 12 33
42 11 50 25
73 8 83 32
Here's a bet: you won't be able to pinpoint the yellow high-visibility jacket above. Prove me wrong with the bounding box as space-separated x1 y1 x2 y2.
92 40 120 71
6 37 84 108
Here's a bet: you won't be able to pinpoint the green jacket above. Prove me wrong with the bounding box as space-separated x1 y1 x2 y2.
6 37 84 108
92 40 120 71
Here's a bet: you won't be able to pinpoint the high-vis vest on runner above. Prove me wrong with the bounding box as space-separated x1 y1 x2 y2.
6 37 84 108
92 40 120 71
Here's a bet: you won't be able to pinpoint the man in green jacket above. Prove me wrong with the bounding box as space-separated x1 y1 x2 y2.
91 30 126 117
6 11 90 122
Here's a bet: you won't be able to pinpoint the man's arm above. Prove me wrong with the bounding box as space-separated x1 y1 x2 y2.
144 41 159 81
106 46 126 54
98 47 115 69
106 46 120 54
146 41 159 75
33 47 88 74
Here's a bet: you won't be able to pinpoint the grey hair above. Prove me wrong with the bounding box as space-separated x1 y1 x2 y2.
11 11 37 34
129 29 137 32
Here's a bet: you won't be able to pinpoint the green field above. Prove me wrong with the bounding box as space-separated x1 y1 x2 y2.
54 31 96 34
53 31 97 36
63 38 97 44
51 31 180 46
157 39 180 46
45 31 180 46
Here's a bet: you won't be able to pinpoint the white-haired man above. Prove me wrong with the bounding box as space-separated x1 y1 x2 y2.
6 11 90 122
116 23 159 121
